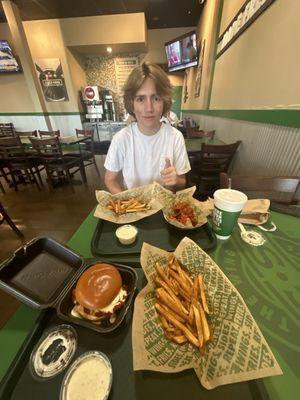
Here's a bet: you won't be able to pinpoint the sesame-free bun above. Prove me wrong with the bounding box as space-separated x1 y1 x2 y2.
75 263 122 311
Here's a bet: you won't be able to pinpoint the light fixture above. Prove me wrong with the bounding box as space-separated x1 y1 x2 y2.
107 46 112 53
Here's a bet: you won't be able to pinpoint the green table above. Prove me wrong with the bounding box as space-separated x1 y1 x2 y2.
185 138 225 154
0 209 299 400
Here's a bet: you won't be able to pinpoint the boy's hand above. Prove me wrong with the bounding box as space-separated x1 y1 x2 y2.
161 157 177 187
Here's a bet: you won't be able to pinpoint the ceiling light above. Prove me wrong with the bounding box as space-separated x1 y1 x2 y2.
107 46 112 53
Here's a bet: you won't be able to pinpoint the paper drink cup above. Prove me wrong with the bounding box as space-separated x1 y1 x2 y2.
212 189 248 240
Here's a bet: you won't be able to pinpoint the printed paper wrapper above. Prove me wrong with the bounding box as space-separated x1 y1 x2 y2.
202 198 270 226
94 184 163 224
152 183 209 229
132 237 282 389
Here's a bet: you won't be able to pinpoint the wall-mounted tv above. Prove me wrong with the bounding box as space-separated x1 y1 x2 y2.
165 31 198 72
0 40 22 73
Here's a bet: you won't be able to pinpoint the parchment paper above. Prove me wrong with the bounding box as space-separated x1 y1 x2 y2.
132 237 282 389
153 183 209 229
94 184 163 224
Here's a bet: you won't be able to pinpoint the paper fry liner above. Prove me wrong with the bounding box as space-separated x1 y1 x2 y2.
94 184 163 224
152 183 209 229
132 237 282 389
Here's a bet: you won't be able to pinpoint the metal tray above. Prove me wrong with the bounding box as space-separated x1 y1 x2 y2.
0 238 138 334
91 211 217 257
0 268 269 400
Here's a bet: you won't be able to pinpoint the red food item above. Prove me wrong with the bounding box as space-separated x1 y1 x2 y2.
169 202 198 226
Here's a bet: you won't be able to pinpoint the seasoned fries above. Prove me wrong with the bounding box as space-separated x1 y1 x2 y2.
107 197 150 215
154 257 211 353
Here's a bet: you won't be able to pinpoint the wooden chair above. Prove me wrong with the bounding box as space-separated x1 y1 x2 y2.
71 129 100 175
188 141 241 200
93 140 111 155
219 173 300 204
0 201 24 238
0 136 43 191
186 128 215 139
15 130 38 137
38 130 60 138
30 136 87 192
0 123 15 137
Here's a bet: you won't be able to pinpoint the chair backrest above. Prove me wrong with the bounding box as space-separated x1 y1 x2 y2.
186 128 215 139
15 130 38 137
200 141 241 175
0 136 26 159
0 123 15 137
38 130 60 138
75 129 94 138
29 136 63 160
220 173 300 204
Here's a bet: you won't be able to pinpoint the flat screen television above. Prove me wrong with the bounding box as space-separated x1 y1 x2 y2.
0 40 22 72
165 31 198 72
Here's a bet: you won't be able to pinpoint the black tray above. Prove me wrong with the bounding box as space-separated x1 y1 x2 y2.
91 211 217 257
0 238 138 334
0 269 269 400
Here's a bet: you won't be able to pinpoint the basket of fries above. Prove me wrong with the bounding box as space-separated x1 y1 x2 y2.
132 238 282 389
94 184 163 224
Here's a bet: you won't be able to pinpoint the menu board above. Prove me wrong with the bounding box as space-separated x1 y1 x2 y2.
114 57 139 96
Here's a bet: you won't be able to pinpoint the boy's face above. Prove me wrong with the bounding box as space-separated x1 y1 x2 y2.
133 78 163 135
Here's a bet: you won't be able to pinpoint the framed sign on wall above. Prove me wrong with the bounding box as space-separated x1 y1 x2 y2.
216 0 276 59
35 58 69 102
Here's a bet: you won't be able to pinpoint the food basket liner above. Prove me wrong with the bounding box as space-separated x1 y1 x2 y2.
152 183 209 229
132 237 282 389
94 184 163 224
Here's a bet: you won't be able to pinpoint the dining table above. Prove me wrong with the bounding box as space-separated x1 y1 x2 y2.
0 207 299 400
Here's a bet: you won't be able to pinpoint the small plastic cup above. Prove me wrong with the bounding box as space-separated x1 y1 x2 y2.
212 189 248 240
115 225 138 245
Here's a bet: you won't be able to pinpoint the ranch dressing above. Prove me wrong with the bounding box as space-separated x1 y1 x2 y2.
65 357 111 400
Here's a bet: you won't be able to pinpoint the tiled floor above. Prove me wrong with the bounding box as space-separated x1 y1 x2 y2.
0 156 106 328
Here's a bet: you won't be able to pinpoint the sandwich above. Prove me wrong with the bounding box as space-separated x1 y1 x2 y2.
73 263 128 323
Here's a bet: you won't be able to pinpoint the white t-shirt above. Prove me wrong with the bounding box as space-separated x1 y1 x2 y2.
104 122 191 189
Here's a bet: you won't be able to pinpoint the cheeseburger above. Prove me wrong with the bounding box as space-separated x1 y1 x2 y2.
73 263 128 323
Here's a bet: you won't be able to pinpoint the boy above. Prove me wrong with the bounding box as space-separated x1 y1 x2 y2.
104 62 190 193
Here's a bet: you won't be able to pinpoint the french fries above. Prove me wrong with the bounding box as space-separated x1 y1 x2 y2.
107 197 150 215
154 257 211 353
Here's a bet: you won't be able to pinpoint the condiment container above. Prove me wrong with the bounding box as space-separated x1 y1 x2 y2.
0 237 138 334
60 351 112 400
115 224 138 245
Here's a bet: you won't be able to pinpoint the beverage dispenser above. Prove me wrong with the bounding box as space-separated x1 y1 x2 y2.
82 86 103 119
101 90 116 121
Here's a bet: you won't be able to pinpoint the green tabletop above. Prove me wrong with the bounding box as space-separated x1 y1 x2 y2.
185 138 225 153
0 208 299 400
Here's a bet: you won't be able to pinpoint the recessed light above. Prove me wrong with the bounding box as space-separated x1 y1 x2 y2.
188 10 191 15
107 46 112 53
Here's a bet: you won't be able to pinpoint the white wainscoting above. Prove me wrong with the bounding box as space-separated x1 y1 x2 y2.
0 114 83 136
0 115 48 131
183 113 300 176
